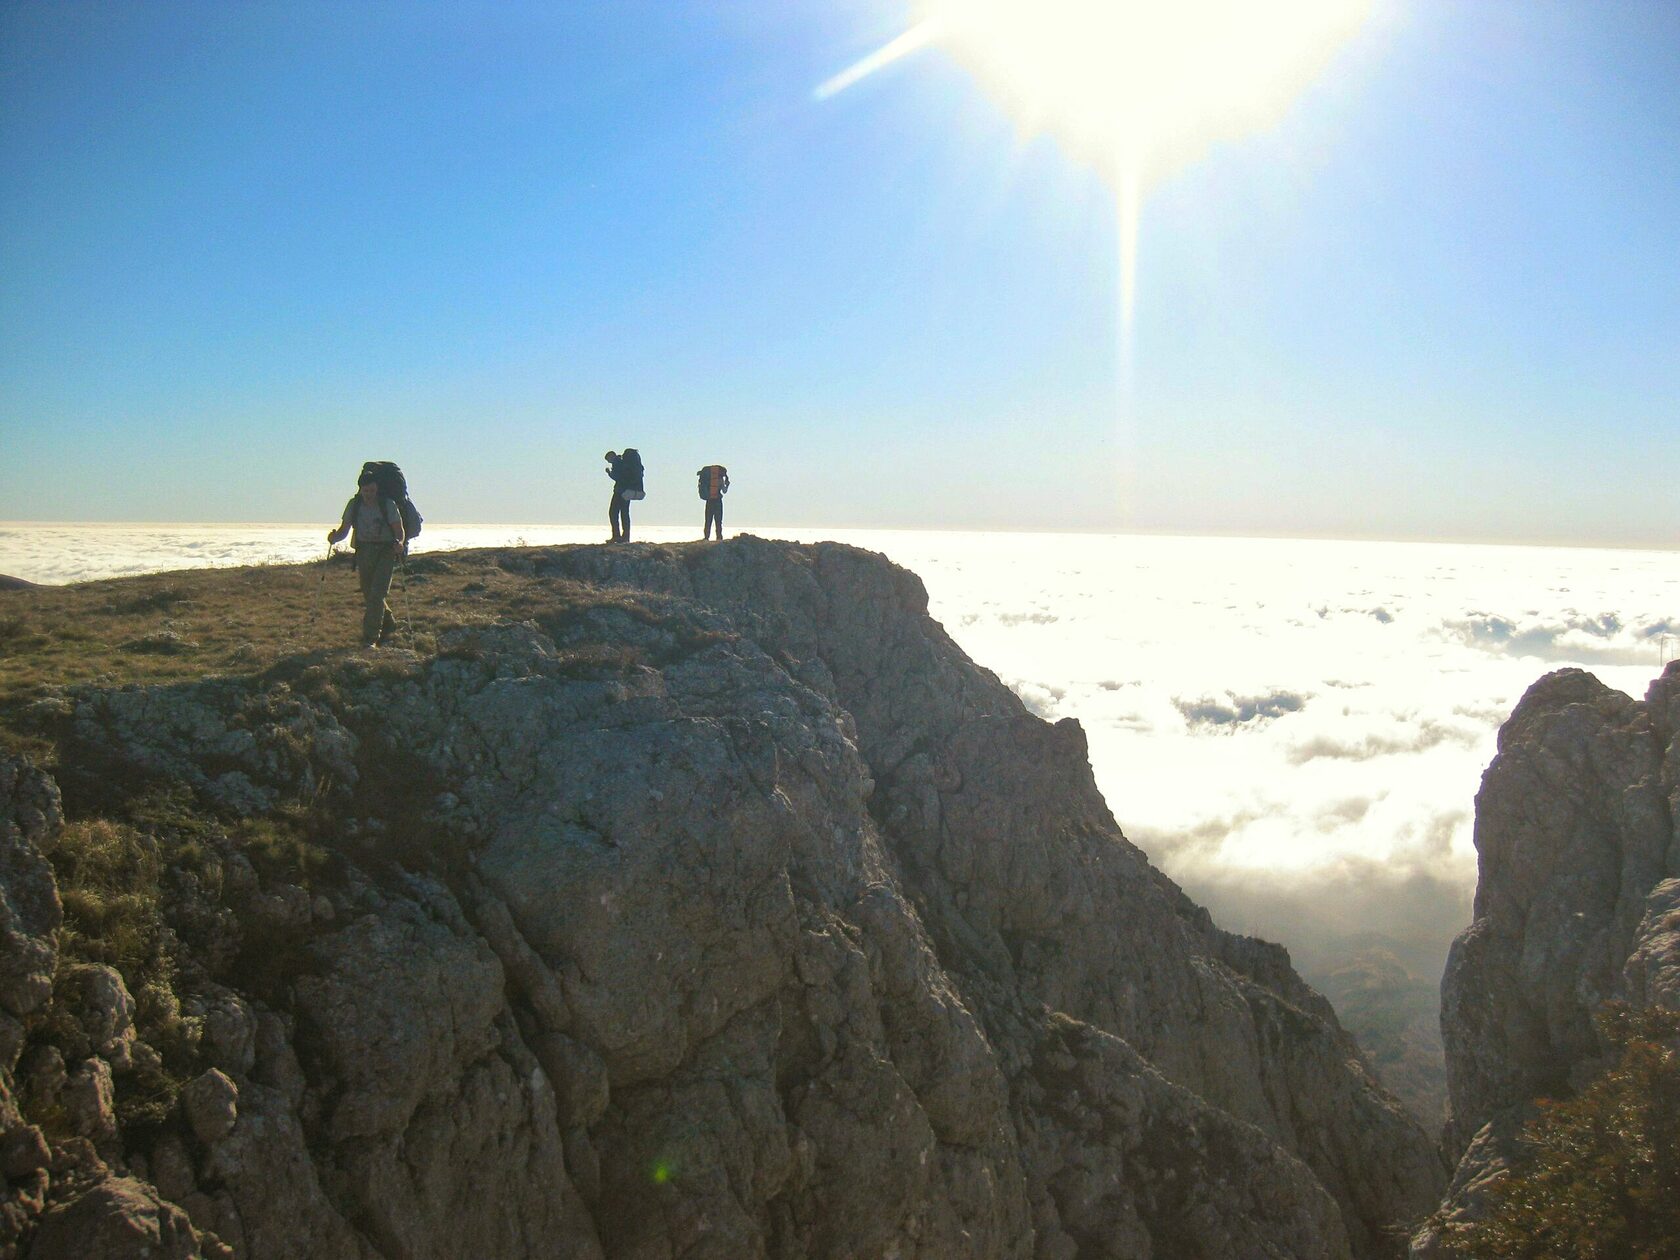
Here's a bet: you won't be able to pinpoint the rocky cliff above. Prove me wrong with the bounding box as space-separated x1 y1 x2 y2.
0 539 1443 1259
1413 662 1680 1255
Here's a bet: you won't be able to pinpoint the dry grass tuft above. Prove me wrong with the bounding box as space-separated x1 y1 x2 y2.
54 818 165 974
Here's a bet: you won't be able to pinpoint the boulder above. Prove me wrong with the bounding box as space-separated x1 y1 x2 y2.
63 1057 116 1141
28 1176 210 1260
181 1069 238 1146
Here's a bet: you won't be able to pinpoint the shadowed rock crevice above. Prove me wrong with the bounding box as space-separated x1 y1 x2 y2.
0 539 1445 1259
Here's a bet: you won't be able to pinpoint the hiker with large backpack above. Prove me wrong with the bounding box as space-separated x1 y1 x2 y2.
326 462 421 647
697 464 729 540
605 449 644 543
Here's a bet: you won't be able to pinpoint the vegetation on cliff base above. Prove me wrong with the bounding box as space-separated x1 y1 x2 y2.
37 817 199 1136
1442 1003 1680 1259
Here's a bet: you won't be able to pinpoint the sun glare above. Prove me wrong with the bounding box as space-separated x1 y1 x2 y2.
818 0 1372 442
920 0 1370 175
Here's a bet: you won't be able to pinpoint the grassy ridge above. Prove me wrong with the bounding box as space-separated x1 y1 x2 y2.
0 545 724 748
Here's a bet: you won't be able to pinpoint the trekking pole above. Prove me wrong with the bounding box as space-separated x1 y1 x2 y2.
304 543 334 639
397 546 414 647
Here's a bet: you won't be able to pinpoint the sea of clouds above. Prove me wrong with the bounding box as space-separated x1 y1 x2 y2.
4 521 1677 980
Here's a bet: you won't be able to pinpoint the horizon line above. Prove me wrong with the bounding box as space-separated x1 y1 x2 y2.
2 519 1676 556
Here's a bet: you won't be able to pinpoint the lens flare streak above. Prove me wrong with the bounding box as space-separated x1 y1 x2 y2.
815 20 942 101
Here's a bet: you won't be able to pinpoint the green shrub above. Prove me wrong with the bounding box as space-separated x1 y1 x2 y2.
1443 1003 1680 1259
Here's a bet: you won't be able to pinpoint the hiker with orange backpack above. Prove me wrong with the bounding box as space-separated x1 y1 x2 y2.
697 464 729 540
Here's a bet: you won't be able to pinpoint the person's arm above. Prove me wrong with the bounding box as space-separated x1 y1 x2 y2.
386 500 406 547
328 500 352 544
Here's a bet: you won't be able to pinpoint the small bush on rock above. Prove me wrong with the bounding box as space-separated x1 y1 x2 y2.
1443 1003 1680 1259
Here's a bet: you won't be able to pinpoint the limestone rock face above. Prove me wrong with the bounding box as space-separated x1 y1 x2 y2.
0 755 62 1019
1419 662 1680 1253
1 754 65 1257
3 541 1447 1259
1624 877 1680 1010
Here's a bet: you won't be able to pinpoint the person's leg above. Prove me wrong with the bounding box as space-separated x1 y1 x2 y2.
622 498 631 542
714 496 723 540
705 498 721 539
355 548 381 645
361 545 397 646
356 549 375 644
609 493 622 541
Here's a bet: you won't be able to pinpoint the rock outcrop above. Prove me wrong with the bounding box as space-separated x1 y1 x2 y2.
1 539 1443 1258
1414 662 1680 1255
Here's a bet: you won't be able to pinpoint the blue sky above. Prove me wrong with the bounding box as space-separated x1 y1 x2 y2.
2 0 1676 544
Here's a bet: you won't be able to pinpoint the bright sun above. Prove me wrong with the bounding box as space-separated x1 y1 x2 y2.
824 0 1370 178
819 0 1371 385
924 0 1369 174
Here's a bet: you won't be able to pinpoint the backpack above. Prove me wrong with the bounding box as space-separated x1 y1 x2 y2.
697 465 729 499
359 461 423 540
619 449 644 491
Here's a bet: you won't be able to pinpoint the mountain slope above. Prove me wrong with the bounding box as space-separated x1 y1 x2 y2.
0 539 1444 1259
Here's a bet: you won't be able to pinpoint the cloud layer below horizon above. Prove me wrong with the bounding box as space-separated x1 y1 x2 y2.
4 522 1676 977
884 531 1676 975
